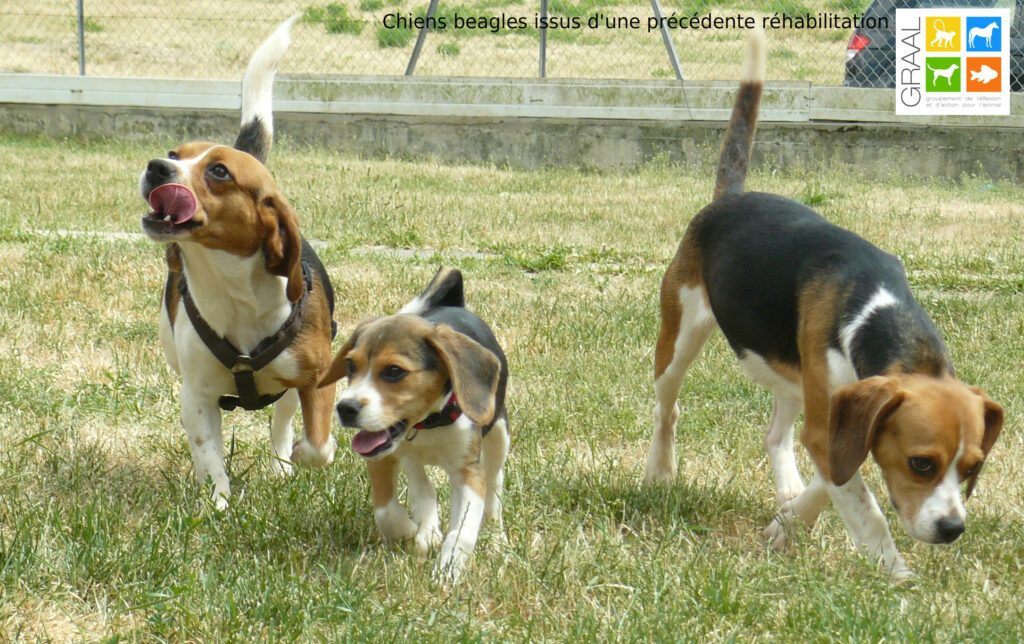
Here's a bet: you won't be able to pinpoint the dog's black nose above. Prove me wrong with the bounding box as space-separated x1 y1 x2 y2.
935 516 965 543
145 159 175 185
336 400 361 426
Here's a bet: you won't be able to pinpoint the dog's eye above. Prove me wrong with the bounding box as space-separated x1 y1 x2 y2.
381 365 407 383
346 359 357 376
908 457 937 476
962 462 982 479
167 151 179 160
207 163 232 182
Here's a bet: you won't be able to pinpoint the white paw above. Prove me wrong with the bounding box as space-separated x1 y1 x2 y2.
290 434 336 468
643 459 677 483
433 544 469 585
213 492 230 512
415 525 443 559
776 482 805 506
271 456 294 476
889 559 913 582
375 503 417 541
764 514 797 552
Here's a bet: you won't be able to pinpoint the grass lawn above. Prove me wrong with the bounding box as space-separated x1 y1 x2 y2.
0 131 1022 641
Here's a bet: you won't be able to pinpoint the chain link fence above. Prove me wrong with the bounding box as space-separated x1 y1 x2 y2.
0 1 1021 88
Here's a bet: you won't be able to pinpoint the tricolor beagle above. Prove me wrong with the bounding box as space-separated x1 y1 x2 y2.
647 30 1003 579
139 16 338 509
318 268 510 581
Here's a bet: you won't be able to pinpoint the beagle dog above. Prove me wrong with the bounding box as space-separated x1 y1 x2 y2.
318 268 510 581
647 30 1003 579
139 16 338 509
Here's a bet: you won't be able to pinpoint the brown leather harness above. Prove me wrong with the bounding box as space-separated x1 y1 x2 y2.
167 261 333 412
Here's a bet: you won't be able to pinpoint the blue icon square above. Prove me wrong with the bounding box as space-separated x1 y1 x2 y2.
966 16 1002 52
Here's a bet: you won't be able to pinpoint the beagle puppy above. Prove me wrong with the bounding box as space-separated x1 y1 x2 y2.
318 268 510 581
139 16 338 509
647 30 1003 579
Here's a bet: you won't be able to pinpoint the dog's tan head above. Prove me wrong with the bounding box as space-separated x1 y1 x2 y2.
317 314 501 460
139 143 304 301
829 373 1003 544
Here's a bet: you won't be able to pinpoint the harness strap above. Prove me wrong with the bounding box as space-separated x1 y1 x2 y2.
177 265 312 412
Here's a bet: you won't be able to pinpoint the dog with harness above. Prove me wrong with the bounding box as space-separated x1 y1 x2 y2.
139 16 339 509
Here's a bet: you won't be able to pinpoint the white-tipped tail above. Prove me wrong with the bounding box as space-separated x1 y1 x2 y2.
712 29 766 200
234 14 298 162
740 27 766 84
240 14 298 132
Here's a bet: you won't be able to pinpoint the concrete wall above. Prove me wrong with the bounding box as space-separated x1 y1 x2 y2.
1 75 1022 180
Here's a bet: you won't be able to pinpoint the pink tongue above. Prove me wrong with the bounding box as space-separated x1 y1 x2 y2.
148 183 197 224
351 430 390 455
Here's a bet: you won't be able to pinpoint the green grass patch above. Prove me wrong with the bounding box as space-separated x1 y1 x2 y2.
303 2 365 35
1 133 1023 639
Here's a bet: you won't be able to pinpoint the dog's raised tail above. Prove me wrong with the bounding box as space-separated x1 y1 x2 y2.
399 267 466 316
713 28 765 201
234 14 299 164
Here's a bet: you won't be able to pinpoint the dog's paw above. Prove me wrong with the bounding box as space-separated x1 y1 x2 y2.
415 525 443 559
764 515 797 552
433 545 470 585
889 559 913 583
643 460 677 484
375 503 417 542
290 434 336 468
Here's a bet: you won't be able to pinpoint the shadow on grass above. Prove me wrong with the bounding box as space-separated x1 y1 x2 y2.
546 466 770 536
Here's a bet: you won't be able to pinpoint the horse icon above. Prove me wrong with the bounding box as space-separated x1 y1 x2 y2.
969 22 999 48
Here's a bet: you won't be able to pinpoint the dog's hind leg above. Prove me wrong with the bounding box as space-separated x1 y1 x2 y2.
647 277 715 483
765 394 804 505
481 416 510 530
269 388 298 475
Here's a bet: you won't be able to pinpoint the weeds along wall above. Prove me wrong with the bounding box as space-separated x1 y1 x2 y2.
1 0 890 85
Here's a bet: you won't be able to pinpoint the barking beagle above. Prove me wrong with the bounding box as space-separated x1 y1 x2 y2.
647 30 1003 579
140 16 339 509
318 268 510 582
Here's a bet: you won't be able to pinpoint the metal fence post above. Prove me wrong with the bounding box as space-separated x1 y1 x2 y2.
405 0 440 76
539 0 547 78
77 0 86 76
650 0 683 82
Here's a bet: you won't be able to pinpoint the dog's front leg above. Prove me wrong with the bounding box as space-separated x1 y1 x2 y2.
180 384 230 510
368 456 417 541
291 382 337 467
825 472 909 579
406 463 442 558
435 462 486 583
764 471 829 549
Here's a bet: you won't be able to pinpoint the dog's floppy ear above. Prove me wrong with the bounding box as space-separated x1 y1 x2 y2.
258 192 303 302
427 324 500 427
965 387 1004 498
829 376 905 486
318 318 377 387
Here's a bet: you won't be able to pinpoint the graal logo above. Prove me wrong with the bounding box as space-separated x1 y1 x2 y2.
895 8 1010 115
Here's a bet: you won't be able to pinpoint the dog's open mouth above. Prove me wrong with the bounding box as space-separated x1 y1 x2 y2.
142 183 200 236
350 419 408 458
